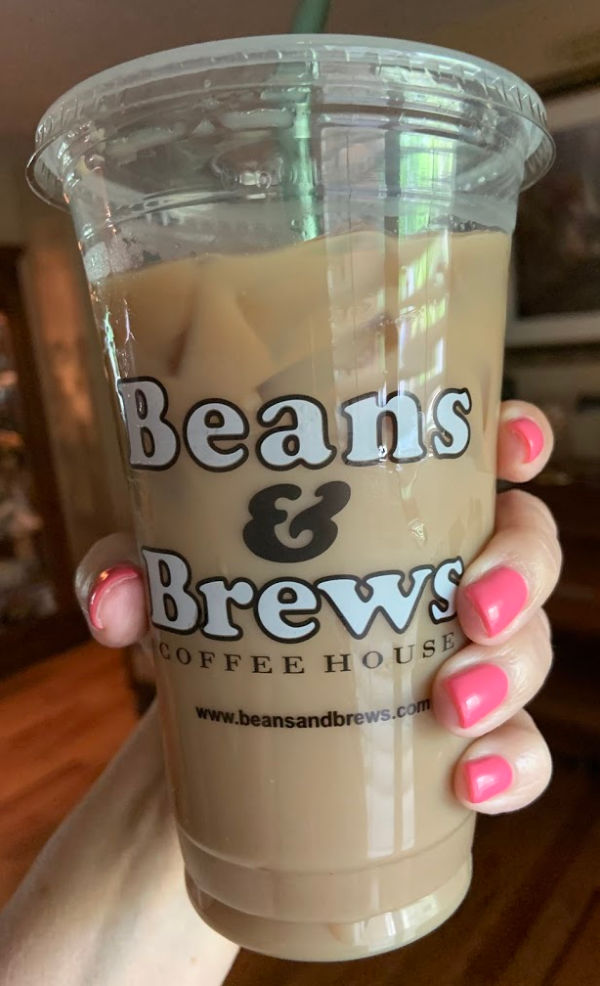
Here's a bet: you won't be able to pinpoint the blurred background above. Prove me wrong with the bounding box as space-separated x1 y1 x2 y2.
0 2 599 984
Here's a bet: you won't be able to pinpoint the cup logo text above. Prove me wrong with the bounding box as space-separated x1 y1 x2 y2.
117 377 472 643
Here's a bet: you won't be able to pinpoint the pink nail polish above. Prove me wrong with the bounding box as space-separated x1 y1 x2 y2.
507 417 544 463
88 564 141 630
464 566 528 637
463 755 513 804
444 663 509 728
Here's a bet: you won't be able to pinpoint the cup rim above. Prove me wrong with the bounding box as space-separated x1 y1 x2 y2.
28 34 554 206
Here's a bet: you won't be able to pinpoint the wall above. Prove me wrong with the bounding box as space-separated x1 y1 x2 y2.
408 0 600 90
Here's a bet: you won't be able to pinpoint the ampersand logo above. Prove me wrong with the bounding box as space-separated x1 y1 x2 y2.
243 482 351 562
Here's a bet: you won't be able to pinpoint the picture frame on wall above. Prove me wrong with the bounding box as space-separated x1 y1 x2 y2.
507 86 600 348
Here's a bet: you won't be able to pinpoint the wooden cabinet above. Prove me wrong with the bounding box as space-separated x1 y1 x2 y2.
0 247 86 675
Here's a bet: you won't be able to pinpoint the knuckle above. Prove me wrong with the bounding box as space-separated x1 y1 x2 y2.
531 736 553 790
497 488 558 539
532 614 554 678
538 607 552 637
503 617 553 696
541 742 554 785
518 529 562 595
512 722 553 800
539 529 561 574
552 536 564 581
497 487 531 516
543 533 562 584
529 496 559 538
521 757 553 805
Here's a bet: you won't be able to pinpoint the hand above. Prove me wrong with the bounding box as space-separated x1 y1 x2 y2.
76 400 559 823
435 401 558 813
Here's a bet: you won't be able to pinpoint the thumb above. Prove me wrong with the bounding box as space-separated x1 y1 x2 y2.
75 533 149 648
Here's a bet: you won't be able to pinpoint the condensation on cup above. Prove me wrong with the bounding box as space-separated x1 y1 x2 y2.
30 37 553 961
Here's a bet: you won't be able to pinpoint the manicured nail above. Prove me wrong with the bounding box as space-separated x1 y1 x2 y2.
444 663 509 728
88 564 141 630
463 754 513 804
507 417 544 463
464 566 528 637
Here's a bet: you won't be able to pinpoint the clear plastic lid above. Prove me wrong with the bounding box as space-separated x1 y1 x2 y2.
29 34 554 206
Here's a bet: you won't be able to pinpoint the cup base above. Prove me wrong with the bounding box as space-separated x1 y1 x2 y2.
186 856 472 962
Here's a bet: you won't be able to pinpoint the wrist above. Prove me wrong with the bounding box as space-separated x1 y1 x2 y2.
0 705 238 986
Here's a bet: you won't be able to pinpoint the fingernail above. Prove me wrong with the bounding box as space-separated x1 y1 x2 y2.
507 417 544 463
444 663 509 728
463 754 513 804
464 566 528 637
88 564 141 630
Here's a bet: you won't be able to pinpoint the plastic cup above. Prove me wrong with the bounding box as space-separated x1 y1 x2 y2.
30 36 553 961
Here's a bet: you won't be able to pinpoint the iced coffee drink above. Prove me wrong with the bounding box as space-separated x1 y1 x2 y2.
30 34 553 960
91 228 510 959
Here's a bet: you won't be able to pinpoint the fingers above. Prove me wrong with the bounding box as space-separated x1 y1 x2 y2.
457 488 562 645
452 710 553 814
497 400 554 484
433 610 552 736
74 533 148 648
